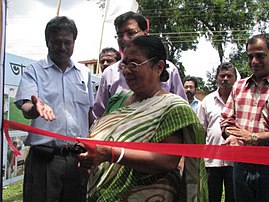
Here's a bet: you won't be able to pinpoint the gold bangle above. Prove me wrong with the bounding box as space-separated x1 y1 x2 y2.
116 148 125 164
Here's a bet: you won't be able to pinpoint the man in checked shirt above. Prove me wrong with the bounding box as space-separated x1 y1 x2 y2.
221 33 269 202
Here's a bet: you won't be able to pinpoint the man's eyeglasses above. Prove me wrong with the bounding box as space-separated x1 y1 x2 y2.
115 29 141 39
120 57 156 70
248 53 268 61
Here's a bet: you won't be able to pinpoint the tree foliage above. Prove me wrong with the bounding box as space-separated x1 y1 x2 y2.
138 0 200 75
205 67 218 93
95 0 268 86
196 76 210 93
229 47 251 79
137 0 269 83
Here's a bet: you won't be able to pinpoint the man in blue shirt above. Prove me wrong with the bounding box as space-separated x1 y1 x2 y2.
15 16 94 202
183 76 201 113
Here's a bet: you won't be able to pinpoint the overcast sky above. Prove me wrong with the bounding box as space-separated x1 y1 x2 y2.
6 0 105 61
6 0 224 81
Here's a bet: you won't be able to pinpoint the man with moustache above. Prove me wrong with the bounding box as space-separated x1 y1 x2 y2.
14 16 94 202
92 11 187 121
198 62 237 202
183 76 201 113
99 47 121 72
221 33 269 202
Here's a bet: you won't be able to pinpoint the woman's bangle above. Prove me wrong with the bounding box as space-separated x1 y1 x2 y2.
116 148 125 164
110 147 115 163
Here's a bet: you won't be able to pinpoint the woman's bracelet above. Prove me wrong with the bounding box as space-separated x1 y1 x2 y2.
116 148 125 164
110 147 115 163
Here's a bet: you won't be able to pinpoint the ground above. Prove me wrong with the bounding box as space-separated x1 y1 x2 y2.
3 180 23 202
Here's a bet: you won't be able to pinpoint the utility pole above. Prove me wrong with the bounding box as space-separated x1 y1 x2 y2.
56 0 61 16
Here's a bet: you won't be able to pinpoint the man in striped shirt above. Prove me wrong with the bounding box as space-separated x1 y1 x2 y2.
221 33 269 202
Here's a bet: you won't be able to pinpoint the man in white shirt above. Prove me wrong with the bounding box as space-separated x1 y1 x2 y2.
197 62 237 202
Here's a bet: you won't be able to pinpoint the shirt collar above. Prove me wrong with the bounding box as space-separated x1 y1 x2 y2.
116 60 122 72
214 89 226 105
246 74 269 86
42 55 77 71
191 96 199 105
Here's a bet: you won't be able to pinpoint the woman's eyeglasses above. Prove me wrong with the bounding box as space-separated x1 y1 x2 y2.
120 57 156 70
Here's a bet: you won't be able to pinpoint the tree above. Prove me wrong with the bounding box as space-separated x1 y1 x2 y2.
137 0 269 77
196 76 210 93
181 0 257 63
94 0 268 82
138 0 201 76
229 47 251 79
205 67 217 93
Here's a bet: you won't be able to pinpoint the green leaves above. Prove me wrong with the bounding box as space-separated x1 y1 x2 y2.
137 0 268 86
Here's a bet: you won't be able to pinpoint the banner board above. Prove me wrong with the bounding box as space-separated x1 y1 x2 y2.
3 53 34 186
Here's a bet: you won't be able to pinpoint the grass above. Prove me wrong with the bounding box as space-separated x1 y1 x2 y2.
2 179 226 202
2 180 23 202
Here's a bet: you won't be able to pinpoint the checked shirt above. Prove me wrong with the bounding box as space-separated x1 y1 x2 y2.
221 75 269 146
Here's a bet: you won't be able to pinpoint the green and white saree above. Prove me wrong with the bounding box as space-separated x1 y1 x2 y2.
88 91 207 202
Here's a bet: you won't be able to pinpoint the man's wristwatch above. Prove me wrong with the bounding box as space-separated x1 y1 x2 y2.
251 133 258 145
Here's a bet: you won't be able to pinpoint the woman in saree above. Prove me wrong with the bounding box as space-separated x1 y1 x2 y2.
78 35 207 201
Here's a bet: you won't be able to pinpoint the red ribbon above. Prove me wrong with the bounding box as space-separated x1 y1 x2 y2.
4 124 21 156
4 120 269 165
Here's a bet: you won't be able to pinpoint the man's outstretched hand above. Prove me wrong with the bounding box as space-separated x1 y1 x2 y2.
31 95 56 121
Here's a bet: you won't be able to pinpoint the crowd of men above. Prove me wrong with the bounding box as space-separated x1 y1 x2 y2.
13 9 269 202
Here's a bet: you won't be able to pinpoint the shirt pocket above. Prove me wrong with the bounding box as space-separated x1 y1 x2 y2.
74 83 90 105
